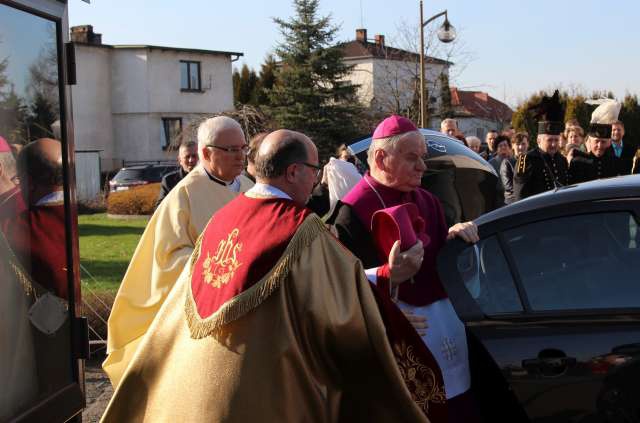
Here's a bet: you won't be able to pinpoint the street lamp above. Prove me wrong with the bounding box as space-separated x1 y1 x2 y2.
419 1 456 128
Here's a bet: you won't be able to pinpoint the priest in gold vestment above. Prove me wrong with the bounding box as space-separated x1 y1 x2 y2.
101 130 433 422
103 117 253 387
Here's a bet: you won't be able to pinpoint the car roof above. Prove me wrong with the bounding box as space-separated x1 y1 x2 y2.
476 174 640 225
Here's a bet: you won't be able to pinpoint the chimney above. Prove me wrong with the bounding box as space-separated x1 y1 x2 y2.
70 25 102 45
356 28 367 43
374 34 385 48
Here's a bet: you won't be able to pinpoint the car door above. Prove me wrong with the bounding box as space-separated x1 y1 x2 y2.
1 1 87 421
439 199 640 423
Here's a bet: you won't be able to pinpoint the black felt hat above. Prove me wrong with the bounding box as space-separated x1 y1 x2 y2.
528 90 565 136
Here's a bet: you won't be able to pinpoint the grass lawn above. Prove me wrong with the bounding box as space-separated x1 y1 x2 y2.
79 213 148 294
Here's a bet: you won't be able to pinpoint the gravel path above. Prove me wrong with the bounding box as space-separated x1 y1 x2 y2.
82 357 113 423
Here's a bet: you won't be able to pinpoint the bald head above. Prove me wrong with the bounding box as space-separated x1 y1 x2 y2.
17 138 64 205
254 130 318 206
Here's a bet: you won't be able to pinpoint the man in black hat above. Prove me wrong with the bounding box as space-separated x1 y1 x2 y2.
513 91 568 201
568 124 618 183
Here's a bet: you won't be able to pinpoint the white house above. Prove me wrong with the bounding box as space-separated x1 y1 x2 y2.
70 25 242 171
339 28 451 124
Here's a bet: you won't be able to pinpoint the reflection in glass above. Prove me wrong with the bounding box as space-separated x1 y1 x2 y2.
0 4 74 419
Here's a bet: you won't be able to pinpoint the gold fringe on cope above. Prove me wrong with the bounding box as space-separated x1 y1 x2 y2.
185 214 327 339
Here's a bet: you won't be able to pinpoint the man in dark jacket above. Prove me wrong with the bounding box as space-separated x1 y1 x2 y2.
611 120 638 175
513 91 568 200
569 126 618 184
157 141 198 204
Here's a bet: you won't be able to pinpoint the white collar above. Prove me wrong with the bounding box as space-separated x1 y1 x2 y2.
246 183 292 200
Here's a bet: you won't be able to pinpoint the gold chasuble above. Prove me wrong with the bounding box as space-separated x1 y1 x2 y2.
103 166 253 387
101 194 429 423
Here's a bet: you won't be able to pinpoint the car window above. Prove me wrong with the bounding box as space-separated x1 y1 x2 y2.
504 212 640 311
456 236 523 315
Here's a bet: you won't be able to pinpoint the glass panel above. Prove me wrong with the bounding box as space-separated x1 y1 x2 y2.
504 212 640 311
180 61 189 89
456 236 523 315
0 4 74 420
189 62 200 90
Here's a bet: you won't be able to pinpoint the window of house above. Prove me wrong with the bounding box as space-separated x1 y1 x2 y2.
180 60 201 91
161 118 182 150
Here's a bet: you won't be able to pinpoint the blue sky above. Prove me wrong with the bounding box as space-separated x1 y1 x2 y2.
69 0 640 107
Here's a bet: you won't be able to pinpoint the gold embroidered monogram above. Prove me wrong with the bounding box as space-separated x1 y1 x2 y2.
393 341 446 413
202 228 243 288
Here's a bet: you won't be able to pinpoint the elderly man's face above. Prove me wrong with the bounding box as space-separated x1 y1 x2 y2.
590 137 611 157
380 132 427 192
611 123 624 143
202 127 247 181
178 145 198 173
441 122 458 137
468 140 481 153
537 134 560 155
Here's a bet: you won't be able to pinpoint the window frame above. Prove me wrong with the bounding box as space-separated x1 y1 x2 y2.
161 117 183 151
179 60 202 92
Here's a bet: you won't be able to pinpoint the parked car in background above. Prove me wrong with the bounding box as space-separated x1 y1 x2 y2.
438 175 640 422
108 164 176 192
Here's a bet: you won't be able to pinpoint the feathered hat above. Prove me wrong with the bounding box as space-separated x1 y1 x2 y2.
528 90 565 136
585 98 621 138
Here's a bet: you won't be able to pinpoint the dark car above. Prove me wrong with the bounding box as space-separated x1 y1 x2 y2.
438 175 640 422
349 129 500 225
108 164 177 192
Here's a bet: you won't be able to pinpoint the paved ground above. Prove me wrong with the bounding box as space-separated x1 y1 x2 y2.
82 356 113 422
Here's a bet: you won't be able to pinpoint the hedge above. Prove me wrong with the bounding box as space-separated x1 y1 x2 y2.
107 183 159 215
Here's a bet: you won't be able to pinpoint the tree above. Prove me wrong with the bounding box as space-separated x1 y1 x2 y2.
256 55 277 106
26 91 56 139
232 64 259 105
620 94 640 146
439 72 453 119
0 86 28 143
269 0 363 159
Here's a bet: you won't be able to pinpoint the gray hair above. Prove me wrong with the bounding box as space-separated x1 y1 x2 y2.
440 118 458 129
465 136 481 146
196 116 244 159
367 130 421 169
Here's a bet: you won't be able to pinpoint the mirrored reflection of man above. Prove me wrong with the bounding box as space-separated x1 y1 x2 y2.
0 136 25 234
104 116 254 388
157 141 198 204
102 129 431 423
6 138 73 398
9 138 69 298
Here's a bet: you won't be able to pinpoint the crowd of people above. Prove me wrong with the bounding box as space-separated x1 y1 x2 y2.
440 93 639 206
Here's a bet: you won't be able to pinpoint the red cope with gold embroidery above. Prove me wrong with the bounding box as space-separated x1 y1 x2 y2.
190 195 311 319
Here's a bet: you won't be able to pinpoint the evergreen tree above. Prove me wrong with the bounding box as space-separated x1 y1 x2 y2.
27 91 56 139
0 87 28 143
620 94 640 146
256 55 277 106
232 68 241 104
270 0 362 159
438 72 454 119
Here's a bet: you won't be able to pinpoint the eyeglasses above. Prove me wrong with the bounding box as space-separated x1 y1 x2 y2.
298 162 322 178
206 144 249 154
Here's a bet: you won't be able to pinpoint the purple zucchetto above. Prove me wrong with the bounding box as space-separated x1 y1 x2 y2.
372 115 419 140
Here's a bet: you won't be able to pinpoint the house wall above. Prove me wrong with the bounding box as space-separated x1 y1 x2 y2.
73 46 236 171
455 117 505 141
71 45 115 170
344 56 448 118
